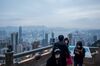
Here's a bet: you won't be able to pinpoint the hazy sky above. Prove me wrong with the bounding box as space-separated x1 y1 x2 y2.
0 0 100 29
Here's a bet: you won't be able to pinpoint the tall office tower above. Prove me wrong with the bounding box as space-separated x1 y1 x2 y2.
45 33 48 45
11 32 18 53
51 32 54 38
0 30 7 40
19 26 23 44
93 35 97 42
50 32 55 44
42 39 46 47
68 33 73 45
42 33 49 46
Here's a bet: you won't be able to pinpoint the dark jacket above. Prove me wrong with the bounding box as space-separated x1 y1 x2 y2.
53 41 70 66
46 56 62 66
74 47 85 63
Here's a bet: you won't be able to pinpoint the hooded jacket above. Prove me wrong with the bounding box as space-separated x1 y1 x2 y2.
52 41 70 66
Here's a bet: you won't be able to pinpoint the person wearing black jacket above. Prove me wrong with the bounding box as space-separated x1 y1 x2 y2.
74 41 85 66
46 48 62 66
52 35 70 66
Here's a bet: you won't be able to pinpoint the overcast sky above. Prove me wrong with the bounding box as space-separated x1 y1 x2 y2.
0 0 100 29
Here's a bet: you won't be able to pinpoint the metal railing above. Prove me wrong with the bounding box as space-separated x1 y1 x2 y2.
0 55 5 60
0 45 99 66
0 45 53 66
14 45 53 58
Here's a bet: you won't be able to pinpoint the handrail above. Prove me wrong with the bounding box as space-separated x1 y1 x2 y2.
14 45 53 58
0 46 99 60
89 47 99 49
0 45 53 60
0 45 99 66
0 55 5 60
91 50 99 55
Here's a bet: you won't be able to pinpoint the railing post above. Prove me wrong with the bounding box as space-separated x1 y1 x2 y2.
5 52 13 66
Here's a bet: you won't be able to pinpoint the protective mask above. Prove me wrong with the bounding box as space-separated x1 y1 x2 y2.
55 54 60 59
65 41 68 44
77 45 81 48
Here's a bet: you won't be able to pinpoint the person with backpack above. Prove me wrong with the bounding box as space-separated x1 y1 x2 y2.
53 35 70 66
74 41 85 66
46 48 62 66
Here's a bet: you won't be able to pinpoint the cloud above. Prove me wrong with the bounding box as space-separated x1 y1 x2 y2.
0 0 100 29
55 8 100 19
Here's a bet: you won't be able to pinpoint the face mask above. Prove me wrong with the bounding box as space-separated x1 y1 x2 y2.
55 54 60 59
65 41 68 44
77 45 80 48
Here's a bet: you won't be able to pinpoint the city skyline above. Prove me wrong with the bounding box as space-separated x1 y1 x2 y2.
0 0 100 29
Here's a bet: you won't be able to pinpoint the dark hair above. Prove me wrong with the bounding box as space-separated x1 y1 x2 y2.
64 38 69 43
76 41 83 48
58 35 64 41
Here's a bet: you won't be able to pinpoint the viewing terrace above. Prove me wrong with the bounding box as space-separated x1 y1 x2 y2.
0 45 100 66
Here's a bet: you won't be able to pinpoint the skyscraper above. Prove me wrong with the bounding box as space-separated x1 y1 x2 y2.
93 35 97 43
45 33 48 45
11 32 18 53
0 30 7 40
42 33 48 46
51 32 54 38
68 33 73 45
19 26 22 44
50 32 55 44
